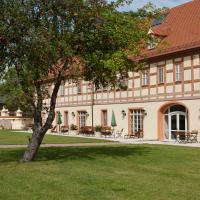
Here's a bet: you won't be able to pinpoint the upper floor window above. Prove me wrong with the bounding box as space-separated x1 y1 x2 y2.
119 79 128 90
158 66 164 84
175 63 181 82
142 70 149 86
77 80 82 94
59 84 65 96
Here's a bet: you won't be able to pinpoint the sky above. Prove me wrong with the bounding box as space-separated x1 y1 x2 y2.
118 0 192 11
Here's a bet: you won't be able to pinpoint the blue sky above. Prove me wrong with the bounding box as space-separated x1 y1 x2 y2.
118 0 192 11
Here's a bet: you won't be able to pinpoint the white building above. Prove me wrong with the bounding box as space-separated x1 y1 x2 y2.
48 0 200 141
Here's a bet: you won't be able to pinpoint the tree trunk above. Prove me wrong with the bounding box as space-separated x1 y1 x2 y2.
21 60 70 162
22 129 45 162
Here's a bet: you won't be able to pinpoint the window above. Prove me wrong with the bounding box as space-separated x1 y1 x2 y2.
119 79 128 90
151 13 169 27
77 81 82 94
64 111 68 126
59 84 65 96
147 40 155 50
101 110 108 126
142 70 149 86
158 66 164 84
78 111 87 128
175 63 181 82
130 109 144 133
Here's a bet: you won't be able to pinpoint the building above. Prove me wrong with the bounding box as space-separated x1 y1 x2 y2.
49 0 200 141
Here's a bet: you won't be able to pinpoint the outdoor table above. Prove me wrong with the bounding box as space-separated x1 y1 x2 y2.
185 131 198 143
175 131 198 143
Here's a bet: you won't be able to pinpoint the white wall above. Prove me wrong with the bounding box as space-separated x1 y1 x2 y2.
54 99 200 141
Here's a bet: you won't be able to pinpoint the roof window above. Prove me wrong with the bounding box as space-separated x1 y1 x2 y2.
151 13 168 27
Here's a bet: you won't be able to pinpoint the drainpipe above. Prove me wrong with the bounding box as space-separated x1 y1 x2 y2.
91 83 94 130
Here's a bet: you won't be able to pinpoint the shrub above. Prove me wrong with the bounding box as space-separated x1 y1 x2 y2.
95 125 102 132
70 124 77 130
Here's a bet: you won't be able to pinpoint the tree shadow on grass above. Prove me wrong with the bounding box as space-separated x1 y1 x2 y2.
0 145 152 163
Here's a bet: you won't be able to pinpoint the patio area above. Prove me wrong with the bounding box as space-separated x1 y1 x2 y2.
47 131 200 148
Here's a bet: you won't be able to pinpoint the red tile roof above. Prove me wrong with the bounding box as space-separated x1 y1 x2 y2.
141 0 200 59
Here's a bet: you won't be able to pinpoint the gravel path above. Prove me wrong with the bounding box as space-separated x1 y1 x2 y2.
0 142 119 148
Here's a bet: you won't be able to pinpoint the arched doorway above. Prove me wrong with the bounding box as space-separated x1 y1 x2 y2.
158 103 189 141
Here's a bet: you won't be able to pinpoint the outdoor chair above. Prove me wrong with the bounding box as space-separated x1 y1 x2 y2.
175 131 186 143
101 126 113 137
51 125 57 133
124 130 143 139
124 132 135 139
115 128 124 138
186 130 198 143
175 130 198 143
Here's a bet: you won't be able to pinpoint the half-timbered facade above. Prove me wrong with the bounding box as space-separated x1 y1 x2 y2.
47 0 200 141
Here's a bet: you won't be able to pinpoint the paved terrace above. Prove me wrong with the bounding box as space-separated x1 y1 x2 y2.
1 131 199 148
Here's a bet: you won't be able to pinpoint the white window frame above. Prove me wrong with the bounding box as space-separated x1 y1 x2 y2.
130 109 144 133
175 63 181 82
158 66 164 84
147 41 155 50
142 70 149 86
59 84 65 96
78 111 87 128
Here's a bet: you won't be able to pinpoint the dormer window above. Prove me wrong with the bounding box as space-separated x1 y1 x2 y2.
147 40 155 50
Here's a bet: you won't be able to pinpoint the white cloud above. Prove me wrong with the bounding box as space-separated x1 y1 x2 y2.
118 0 192 11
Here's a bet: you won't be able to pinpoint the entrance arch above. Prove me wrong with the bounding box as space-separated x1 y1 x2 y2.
158 102 189 141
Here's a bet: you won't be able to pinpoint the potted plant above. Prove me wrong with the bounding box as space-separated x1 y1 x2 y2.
70 124 77 135
95 125 102 137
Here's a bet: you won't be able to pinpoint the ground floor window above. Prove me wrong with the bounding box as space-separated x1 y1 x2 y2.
101 110 107 126
78 111 87 128
130 109 144 133
64 111 68 127
164 105 188 140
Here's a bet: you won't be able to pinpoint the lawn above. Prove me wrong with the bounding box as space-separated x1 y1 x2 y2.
0 130 110 145
0 145 200 200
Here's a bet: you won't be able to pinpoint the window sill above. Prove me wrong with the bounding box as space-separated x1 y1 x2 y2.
175 81 182 84
142 85 149 88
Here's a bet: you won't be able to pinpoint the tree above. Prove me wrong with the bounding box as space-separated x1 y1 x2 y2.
0 68 33 113
0 0 154 162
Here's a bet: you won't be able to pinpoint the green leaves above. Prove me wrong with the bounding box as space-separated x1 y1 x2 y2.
0 0 156 110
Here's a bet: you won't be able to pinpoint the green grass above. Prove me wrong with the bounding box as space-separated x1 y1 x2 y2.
0 130 110 145
0 145 200 200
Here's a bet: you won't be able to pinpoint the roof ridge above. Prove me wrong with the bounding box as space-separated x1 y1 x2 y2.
170 0 197 11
